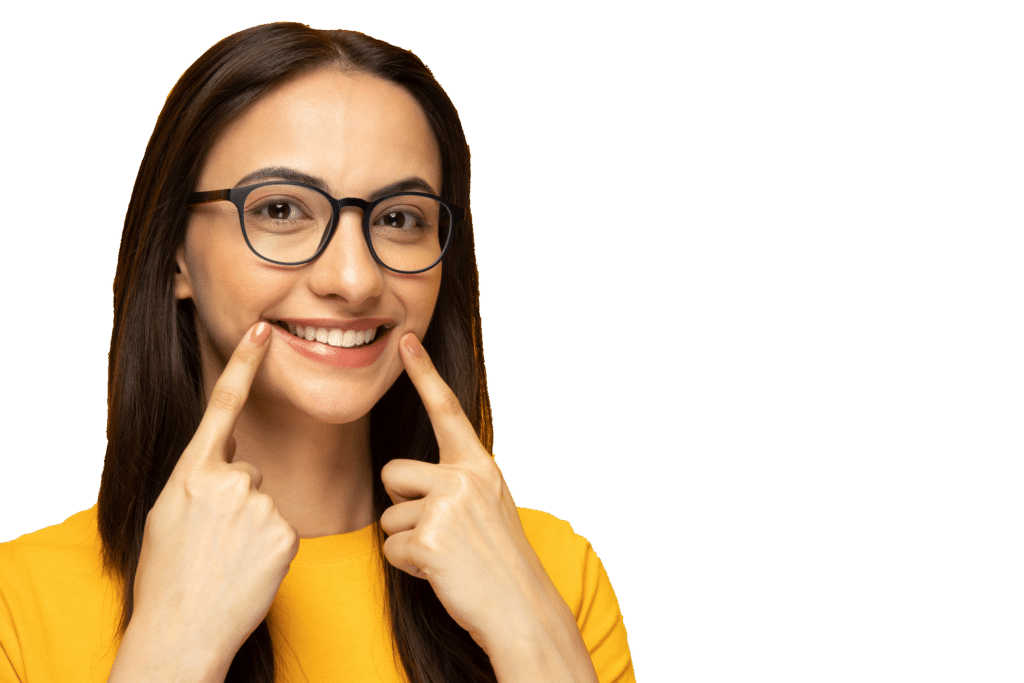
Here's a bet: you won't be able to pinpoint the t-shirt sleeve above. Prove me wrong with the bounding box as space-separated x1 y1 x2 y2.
573 534 636 683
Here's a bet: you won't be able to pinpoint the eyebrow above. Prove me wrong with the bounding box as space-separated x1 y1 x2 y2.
234 166 438 199
236 166 328 189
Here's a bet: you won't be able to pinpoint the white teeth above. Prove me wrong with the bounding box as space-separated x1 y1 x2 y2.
280 321 383 349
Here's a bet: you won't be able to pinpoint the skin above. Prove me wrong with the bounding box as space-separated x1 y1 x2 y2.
107 68 598 683
173 70 443 538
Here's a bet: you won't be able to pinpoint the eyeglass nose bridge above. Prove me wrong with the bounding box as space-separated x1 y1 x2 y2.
314 196 379 266
334 197 373 212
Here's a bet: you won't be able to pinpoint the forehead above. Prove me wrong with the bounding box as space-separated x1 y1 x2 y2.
198 68 441 196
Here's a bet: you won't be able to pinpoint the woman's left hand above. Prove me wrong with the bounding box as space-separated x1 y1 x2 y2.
380 333 598 682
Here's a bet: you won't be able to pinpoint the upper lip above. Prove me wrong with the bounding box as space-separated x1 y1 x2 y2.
271 317 394 331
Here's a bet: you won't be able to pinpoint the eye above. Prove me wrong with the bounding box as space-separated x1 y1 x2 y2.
378 209 420 229
252 199 312 221
372 198 437 232
243 191 326 240
266 202 294 220
244 193 320 228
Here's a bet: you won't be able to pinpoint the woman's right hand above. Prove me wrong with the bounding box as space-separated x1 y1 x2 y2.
108 322 299 682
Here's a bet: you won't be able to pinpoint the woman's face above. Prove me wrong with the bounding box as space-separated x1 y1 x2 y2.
176 68 443 424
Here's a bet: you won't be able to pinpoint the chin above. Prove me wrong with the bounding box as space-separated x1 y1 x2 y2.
253 379 380 426
255 349 403 425
295 400 374 425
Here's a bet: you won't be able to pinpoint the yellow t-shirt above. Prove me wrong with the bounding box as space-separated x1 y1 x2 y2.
0 506 634 682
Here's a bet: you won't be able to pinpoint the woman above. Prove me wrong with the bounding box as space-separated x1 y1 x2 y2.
0 22 633 683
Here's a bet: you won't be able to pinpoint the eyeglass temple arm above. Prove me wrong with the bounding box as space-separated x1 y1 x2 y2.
187 189 232 207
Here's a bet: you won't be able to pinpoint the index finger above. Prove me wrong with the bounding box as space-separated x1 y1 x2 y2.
186 321 272 467
398 332 484 461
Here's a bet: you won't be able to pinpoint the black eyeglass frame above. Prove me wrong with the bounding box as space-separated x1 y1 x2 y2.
187 180 464 274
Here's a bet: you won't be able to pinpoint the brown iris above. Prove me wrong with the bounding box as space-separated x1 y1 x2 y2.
268 202 291 219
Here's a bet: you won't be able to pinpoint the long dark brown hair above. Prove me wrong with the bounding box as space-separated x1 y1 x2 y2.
98 23 495 682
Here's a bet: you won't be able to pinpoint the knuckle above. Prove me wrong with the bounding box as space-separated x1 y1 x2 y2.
234 344 263 367
415 350 436 374
251 491 275 516
435 390 464 418
480 463 504 494
379 507 396 535
428 494 457 520
181 470 206 499
221 469 253 495
447 468 473 494
382 533 401 562
272 521 299 557
415 526 443 555
209 386 244 413
447 464 501 503
450 466 477 493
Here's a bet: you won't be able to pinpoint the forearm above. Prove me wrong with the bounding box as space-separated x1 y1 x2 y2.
485 588 599 683
107 613 232 683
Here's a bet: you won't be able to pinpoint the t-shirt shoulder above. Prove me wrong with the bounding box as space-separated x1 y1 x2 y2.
0 506 120 683
0 507 103 578
514 507 636 683
516 507 585 610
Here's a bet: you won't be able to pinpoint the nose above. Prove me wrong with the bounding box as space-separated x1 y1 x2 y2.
305 208 384 305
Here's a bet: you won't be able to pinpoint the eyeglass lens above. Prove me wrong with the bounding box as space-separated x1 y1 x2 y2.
241 184 451 270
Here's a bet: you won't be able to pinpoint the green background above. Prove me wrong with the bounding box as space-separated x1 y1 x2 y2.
4 1 1019 683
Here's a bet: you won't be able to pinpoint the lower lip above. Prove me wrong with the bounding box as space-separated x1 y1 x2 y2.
272 324 390 368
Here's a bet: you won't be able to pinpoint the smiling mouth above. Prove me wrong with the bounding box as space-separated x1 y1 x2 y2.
272 321 394 349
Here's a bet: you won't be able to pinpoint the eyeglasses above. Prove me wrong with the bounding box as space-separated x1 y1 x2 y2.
187 181 463 274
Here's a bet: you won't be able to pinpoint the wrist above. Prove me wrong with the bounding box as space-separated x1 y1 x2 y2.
109 611 232 683
482 598 598 683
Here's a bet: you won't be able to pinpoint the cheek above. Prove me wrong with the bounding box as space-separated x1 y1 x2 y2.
184 235 289 346
407 269 443 334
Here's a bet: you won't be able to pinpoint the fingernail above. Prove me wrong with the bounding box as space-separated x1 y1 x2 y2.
403 333 423 356
251 322 270 344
